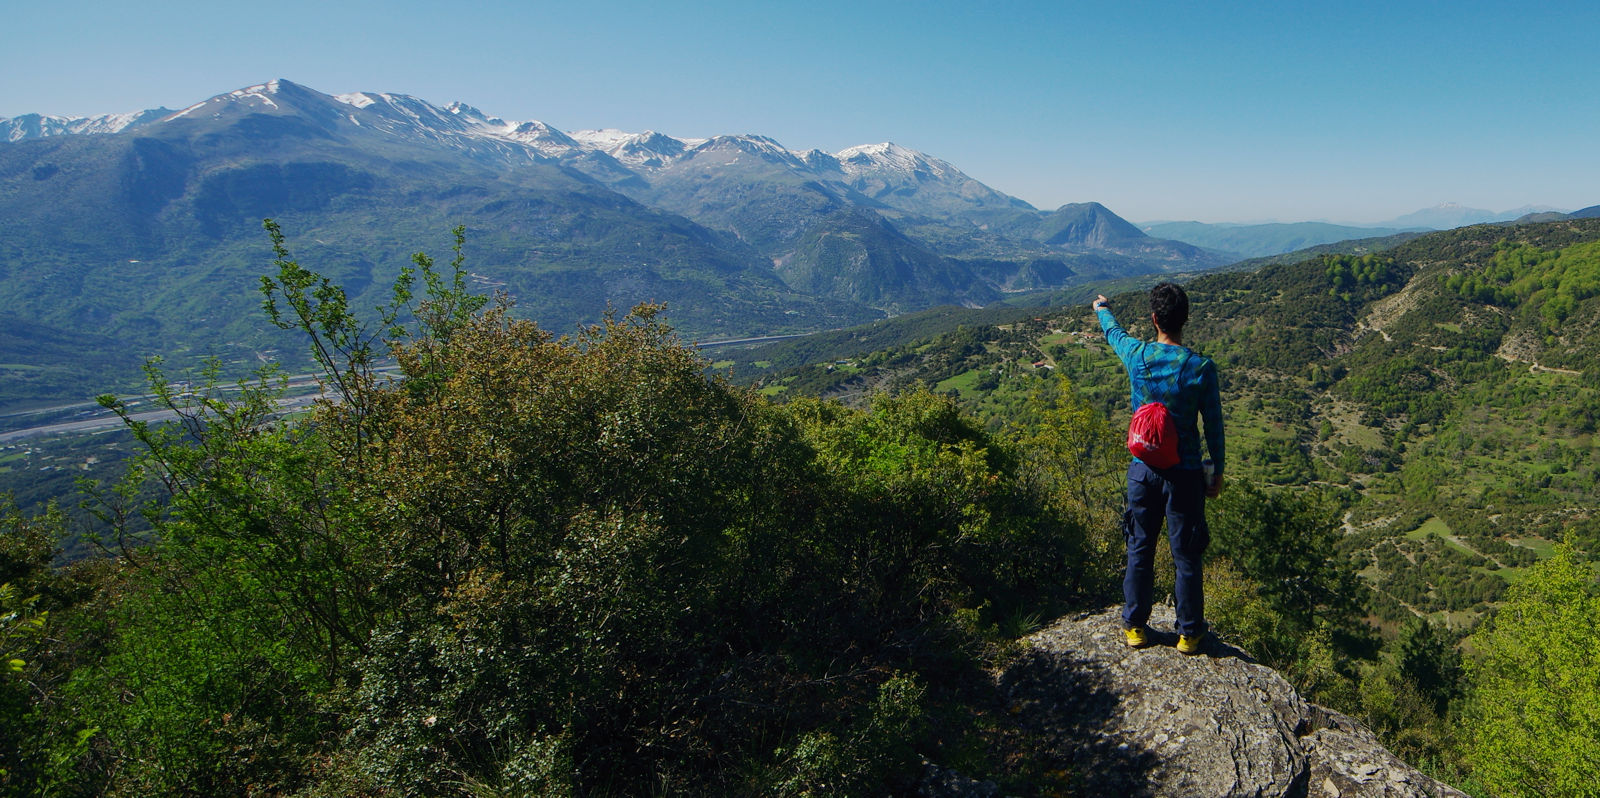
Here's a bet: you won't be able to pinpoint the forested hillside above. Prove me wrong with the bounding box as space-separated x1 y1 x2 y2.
720 218 1600 793
743 219 1600 571
4 220 1598 795
2 229 1116 795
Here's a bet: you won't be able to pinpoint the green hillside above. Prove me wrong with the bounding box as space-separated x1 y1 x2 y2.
774 208 999 310
730 218 1600 639
706 219 1600 789
7 220 1600 794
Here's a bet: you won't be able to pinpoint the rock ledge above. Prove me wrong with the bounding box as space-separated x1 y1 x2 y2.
990 606 1467 798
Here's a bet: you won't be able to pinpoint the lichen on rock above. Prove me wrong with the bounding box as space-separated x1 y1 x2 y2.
991 606 1467 798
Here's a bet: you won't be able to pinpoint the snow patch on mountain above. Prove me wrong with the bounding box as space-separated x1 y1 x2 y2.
334 92 377 110
797 149 842 172
569 128 636 148
3 81 961 194
1 108 172 142
836 142 960 179
168 81 287 120
444 101 508 129
231 81 281 108
167 100 208 120
502 120 583 156
569 129 712 168
692 134 802 166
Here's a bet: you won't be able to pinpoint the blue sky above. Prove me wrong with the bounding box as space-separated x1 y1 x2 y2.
6 0 1597 223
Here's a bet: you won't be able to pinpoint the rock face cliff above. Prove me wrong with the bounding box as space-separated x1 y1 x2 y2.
986 607 1467 798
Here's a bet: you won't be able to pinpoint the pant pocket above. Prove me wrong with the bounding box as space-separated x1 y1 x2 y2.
1180 518 1211 556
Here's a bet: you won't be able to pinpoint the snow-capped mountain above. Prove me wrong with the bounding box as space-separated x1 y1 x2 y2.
1 107 172 142
498 120 584 157
1 78 1238 409
826 141 1036 218
3 80 994 203
141 81 1065 246
835 142 961 180
169 81 295 119
6 79 1227 309
569 129 704 167
2 78 1226 278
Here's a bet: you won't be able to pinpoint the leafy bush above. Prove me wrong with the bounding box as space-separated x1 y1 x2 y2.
1208 483 1363 642
1 501 105 795
1463 545 1600 796
1204 483 1370 709
1446 240 1600 329
53 225 1089 794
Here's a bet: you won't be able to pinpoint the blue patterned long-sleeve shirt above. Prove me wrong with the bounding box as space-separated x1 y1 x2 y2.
1098 307 1225 476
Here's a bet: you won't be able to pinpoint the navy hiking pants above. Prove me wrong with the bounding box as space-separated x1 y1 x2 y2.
1122 460 1209 637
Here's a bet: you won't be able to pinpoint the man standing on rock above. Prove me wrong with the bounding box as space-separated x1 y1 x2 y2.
1094 283 1224 655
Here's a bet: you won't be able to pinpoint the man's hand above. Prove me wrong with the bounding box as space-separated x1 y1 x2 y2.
1092 294 1110 311
1206 474 1223 499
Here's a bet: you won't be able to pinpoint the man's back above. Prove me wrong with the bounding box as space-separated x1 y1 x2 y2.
1097 310 1224 475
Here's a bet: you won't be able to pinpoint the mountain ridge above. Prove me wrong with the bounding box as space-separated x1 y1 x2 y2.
1142 221 1423 259
0 81 1035 198
1 78 1232 408
0 78 1206 264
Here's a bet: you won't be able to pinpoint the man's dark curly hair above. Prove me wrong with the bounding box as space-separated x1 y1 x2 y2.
1150 282 1189 334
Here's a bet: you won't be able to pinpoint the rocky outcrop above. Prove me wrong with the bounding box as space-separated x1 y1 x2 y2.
993 607 1467 798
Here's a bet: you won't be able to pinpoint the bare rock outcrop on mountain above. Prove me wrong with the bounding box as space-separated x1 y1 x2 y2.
992 607 1466 798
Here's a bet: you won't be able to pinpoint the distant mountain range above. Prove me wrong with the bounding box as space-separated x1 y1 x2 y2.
1142 203 1585 259
2 108 175 140
1139 221 1421 260
1380 202 1570 230
7 79 1588 409
0 79 1235 407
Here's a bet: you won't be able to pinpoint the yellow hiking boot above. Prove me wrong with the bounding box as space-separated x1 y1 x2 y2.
1125 626 1150 648
1177 633 1206 655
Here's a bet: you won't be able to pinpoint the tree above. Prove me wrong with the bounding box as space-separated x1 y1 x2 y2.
1208 483 1363 637
0 580 47 783
1008 376 1124 594
1463 545 1600 797
63 224 1087 794
1204 482 1369 709
1 500 100 795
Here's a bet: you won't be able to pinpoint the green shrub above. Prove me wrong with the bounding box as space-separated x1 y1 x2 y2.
1463 545 1600 797
61 226 1088 793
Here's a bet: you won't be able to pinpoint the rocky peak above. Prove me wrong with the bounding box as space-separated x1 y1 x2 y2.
443 101 507 128
797 148 842 173
978 607 1467 798
835 141 952 178
502 120 582 156
682 134 808 169
0 107 172 141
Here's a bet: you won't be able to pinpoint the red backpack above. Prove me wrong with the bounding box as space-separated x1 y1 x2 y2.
1126 351 1191 469
1127 402 1179 468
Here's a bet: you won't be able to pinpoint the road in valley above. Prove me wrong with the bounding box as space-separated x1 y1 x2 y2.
2 332 808 443
0 391 330 444
0 371 355 444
